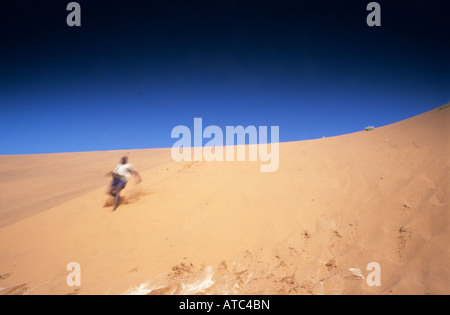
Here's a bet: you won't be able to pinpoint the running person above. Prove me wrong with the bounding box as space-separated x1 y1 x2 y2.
107 156 142 211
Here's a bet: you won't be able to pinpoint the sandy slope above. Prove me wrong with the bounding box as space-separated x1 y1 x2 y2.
0 106 448 295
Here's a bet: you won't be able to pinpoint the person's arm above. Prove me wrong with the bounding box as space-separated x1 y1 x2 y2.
133 171 142 184
105 171 113 177
129 164 142 183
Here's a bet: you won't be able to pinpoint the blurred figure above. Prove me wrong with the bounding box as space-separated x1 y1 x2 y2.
106 156 142 211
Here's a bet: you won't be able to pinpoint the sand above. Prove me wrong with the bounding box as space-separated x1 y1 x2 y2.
0 106 448 295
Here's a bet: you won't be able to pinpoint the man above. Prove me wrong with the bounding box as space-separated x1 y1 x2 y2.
107 156 142 211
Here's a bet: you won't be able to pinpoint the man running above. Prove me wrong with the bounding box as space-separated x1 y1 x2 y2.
107 156 142 211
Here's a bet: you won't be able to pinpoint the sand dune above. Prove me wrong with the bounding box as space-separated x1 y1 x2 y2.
0 106 448 295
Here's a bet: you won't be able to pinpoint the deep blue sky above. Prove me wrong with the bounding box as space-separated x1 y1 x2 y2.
0 0 448 154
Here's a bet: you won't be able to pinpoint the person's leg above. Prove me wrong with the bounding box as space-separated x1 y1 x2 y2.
110 178 119 196
113 187 122 211
112 180 126 211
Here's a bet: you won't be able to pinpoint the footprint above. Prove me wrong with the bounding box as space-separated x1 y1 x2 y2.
288 247 300 256
303 231 312 240
326 259 337 271
0 273 11 280
397 226 411 258
300 231 313 261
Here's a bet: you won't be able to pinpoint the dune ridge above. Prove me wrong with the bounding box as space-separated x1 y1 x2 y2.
0 106 448 295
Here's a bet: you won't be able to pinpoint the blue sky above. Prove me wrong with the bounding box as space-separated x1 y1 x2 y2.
0 0 448 154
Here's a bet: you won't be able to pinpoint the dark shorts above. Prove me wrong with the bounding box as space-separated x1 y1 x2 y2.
111 178 127 191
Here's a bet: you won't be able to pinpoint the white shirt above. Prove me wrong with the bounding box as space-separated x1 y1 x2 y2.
113 163 136 182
